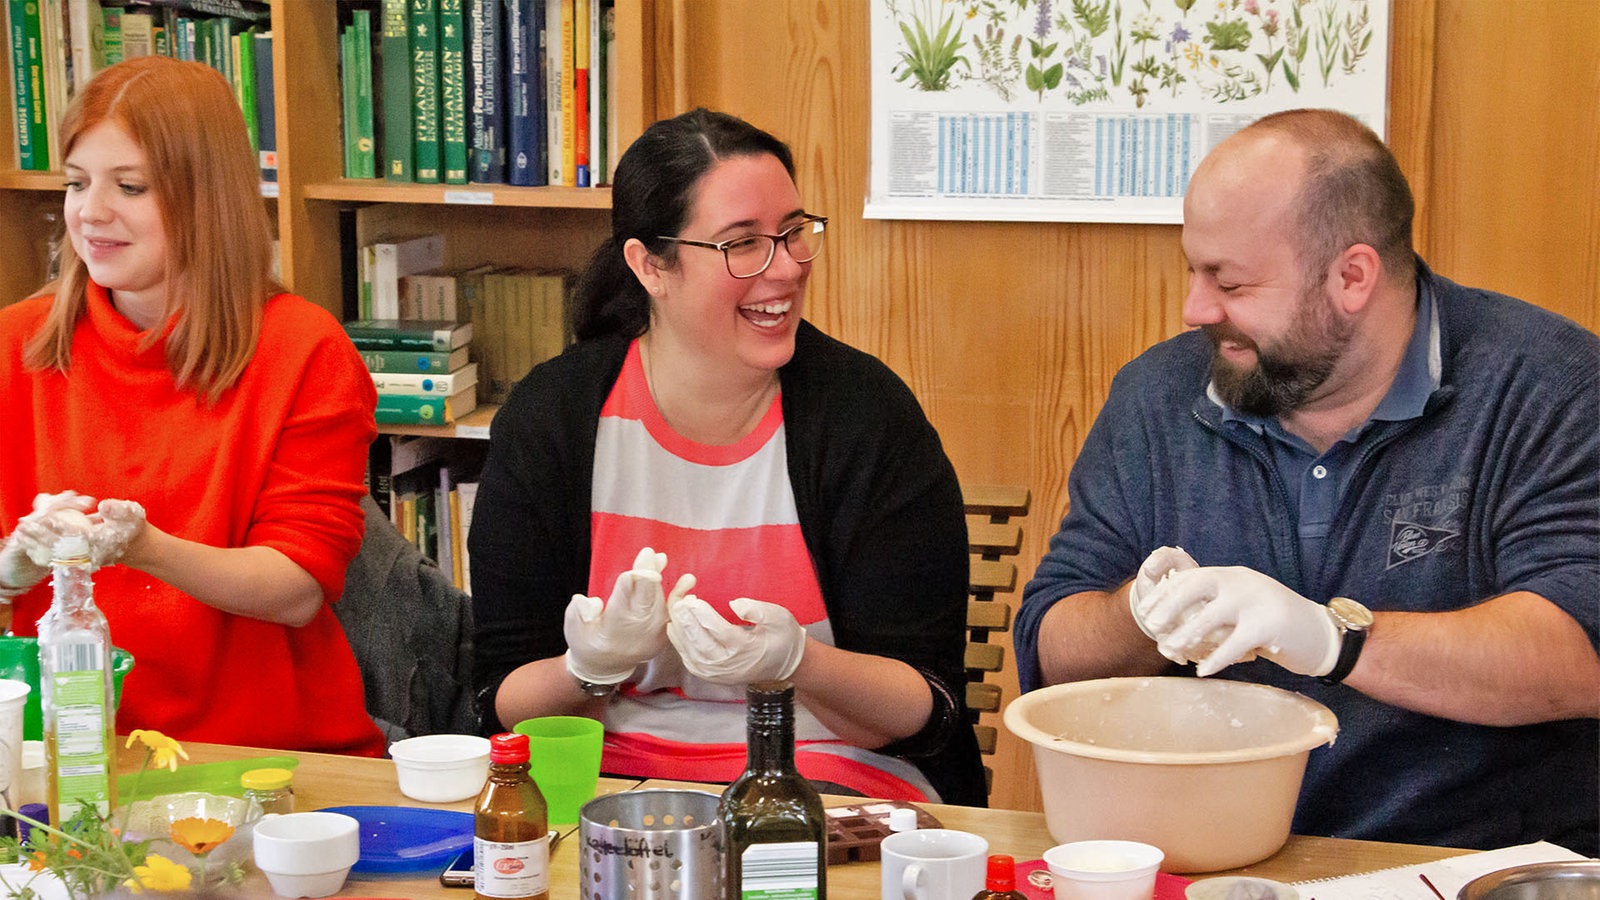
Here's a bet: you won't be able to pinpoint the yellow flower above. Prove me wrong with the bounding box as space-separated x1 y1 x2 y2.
170 817 236 855
124 855 193 894
125 729 189 772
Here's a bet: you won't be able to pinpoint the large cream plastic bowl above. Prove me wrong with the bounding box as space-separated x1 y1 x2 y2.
1004 677 1337 873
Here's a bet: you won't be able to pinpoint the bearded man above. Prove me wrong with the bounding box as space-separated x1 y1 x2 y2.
1016 109 1598 854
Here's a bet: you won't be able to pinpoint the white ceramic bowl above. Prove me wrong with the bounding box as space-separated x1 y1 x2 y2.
253 811 360 899
1045 840 1164 900
388 734 492 803
1004 677 1337 873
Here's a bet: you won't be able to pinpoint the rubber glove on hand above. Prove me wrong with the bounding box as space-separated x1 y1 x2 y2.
1140 566 1340 678
0 492 97 594
666 596 806 686
564 547 696 686
1127 546 1198 640
87 499 146 568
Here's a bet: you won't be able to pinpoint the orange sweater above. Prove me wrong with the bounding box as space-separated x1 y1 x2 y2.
0 282 385 756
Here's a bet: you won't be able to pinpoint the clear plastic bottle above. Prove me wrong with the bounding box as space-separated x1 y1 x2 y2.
38 534 116 825
241 767 295 817
473 733 549 900
720 680 827 900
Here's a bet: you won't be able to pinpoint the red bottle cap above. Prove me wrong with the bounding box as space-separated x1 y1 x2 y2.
986 854 1017 891
489 732 530 763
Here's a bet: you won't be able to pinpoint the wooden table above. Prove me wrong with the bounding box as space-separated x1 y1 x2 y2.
121 742 1471 899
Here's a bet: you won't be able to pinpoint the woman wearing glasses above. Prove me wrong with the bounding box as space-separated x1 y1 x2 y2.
470 109 983 805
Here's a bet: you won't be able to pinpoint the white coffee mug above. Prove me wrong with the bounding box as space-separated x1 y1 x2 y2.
252 811 360 899
880 828 988 900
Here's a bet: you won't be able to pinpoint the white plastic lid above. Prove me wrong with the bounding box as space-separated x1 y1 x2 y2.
887 807 918 832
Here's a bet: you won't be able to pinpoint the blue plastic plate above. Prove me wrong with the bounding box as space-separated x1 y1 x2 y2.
319 805 474 875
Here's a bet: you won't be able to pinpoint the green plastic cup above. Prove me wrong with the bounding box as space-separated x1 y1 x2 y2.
512 715 604 826
0 636 133 741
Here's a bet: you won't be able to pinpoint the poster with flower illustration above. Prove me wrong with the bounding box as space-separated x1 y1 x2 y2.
867 0 1389 222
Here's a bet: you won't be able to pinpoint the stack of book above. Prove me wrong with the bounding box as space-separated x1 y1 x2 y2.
344 319 478 426
4 0 277 181
340 0 616 187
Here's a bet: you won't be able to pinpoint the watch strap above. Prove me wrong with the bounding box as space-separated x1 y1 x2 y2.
1320 625 1367 684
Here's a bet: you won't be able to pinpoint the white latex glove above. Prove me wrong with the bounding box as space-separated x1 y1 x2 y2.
86 499 146 568
0 492 96 594
1140 566 1340 678
563 547 696 685
1127 546 1199 640
666 595 806 686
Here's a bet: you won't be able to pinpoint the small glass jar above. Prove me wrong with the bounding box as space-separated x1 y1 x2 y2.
241 767 295 817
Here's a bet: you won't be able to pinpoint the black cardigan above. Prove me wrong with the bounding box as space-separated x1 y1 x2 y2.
469 320 985 805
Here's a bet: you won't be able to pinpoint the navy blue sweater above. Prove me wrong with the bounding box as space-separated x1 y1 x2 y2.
1018 262 1598 853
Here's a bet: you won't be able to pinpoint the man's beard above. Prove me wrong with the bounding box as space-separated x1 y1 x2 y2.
1207 281 1354 417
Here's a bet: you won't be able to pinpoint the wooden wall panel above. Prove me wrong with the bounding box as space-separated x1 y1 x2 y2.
661 0 1599 813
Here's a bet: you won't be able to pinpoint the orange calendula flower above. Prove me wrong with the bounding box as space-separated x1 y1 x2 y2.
124 729 188 772
169 817 235 855
25 851 47 873
124 854 193 894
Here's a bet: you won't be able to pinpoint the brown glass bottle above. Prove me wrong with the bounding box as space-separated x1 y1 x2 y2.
474 733 549 900
720 680 827 899
972 854 1027 900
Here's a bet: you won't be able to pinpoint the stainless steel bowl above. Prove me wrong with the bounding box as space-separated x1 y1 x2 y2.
1458 862 1600 900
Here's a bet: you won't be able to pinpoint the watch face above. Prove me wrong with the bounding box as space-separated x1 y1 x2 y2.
1328 597 1374 629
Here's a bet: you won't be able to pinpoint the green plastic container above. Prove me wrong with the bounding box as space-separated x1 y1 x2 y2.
0 635 134 741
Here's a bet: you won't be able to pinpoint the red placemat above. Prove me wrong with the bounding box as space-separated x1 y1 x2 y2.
1014 859 1192 900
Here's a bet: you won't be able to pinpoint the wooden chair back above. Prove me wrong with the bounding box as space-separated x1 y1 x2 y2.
961 483 1031 797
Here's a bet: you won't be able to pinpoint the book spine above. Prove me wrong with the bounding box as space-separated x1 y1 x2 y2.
410 0 441 183
7 0 40 170
367 436 393 519
571 0 587 187
67 0 96 92
361 348 460 373
593 0 609 183
438 0 466 183
118 10 150 57
371 362 476 395
353 8 375 177
465 0 501 183
379 0 412 180
374 393 451 425
234 29 258 152
100 5 120 64
542 0 561 185
505 0 545 186
253 29 276 182
38 0 64 170
340 22 356 177
557 0 573 187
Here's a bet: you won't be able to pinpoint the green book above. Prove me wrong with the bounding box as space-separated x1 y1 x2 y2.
373 388 476 425
234 29 258 152
437 0 466 184
360 346 471 374
99 6 122 64
340 24 356 176
379 0 412 181
8 0 47 169
410 0 441 183
352 9 375 178
343 319 474 352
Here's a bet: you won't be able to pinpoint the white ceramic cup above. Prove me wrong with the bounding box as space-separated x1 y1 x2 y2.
1044 840 1165 900
252 811 361 899
0 680 31 821
879 828 988 900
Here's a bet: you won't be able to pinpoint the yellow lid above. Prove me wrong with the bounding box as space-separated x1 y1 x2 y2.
240 767 294 791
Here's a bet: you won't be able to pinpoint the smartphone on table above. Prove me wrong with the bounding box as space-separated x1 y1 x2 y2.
440 848 473 888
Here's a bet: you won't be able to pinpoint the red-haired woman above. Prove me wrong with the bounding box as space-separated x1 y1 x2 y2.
0 57 383 756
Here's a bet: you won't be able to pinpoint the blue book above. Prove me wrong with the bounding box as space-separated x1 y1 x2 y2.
465 0 504 183
253 30 277 182
505 0 546 185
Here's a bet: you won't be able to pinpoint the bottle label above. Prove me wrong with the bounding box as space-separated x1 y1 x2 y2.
739 841 819 900
473 835 550 898
50 669 112 816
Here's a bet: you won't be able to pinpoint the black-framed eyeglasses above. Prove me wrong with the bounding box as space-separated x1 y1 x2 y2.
656 215 828 279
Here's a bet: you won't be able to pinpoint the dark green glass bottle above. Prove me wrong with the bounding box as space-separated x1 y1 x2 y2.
720 680 827 899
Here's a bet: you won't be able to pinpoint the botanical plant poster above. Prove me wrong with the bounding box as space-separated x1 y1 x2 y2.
867 0 1390 222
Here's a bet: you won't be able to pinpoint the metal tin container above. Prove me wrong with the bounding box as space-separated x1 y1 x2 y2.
1458 862 1600 900
577 789 723 900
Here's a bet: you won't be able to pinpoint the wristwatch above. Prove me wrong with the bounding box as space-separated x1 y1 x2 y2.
1319 597 1374 684
574 676 618 698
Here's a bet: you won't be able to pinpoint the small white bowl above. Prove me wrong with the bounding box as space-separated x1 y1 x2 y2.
253 811 360 899
388 734 491 803
1045 840 1164 900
